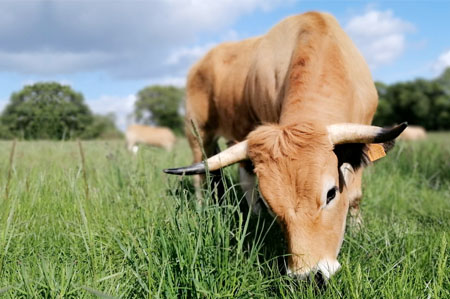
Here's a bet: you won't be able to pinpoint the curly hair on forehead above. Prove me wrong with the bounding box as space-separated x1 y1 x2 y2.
247 122 333 164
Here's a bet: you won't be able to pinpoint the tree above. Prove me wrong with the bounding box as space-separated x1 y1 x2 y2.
0 82 122 139
0 123 13 139
373 69 450 130
134 85 184 135
433 67 450 129
435 67 450 95
373 82 393 126
81 113 123 139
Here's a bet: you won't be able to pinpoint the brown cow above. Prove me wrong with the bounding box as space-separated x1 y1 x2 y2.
398 125 427 141
164 12 406 280
126 124 175 153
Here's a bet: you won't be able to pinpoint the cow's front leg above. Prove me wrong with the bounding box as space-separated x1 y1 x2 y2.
348 199 363 231
347 168 363 231
239 161 262 215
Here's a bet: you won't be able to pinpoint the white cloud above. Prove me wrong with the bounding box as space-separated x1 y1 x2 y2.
147 76 186 87
87 73 189 130
433 50 450 74
0 50 115 74
166 28 240 67
88 94 137 131
0 0 288 78
166 43 215 66
345 9 414 69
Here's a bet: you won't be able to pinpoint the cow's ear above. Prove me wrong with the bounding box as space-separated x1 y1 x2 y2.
333 140 395 170
339 162 355 188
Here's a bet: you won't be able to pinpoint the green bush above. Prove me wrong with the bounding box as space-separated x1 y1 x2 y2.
374 67 450 130
134 85 185 135
0 82 122 140
81 113 123 140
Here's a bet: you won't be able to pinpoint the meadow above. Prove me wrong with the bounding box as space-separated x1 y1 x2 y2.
0 134 448 298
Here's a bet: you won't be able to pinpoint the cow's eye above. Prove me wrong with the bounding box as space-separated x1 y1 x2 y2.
326 187 337 204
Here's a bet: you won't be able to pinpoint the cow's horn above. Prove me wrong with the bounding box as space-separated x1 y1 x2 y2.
163 140 248 175
327 122 408 145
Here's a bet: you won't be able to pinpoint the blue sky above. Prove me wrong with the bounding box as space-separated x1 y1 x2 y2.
0 0 449 129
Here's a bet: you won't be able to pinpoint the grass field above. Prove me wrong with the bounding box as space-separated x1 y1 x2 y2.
0 134 448 298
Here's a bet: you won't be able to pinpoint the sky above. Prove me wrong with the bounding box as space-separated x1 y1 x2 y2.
0 0 449 130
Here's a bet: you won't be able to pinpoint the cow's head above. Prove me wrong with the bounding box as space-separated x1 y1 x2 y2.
164 122 407 281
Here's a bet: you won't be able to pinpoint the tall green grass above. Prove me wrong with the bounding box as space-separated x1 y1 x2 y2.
0 135 448 298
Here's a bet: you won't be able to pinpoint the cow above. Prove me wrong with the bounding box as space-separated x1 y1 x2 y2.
164 12 407 281
126 124 176 154
398 125 427 141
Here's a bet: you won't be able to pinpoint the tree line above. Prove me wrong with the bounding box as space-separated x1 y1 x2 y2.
0 82 122 140
0 68 448 140
373 67 450 130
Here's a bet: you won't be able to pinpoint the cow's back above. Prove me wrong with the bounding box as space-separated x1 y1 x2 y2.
253 12 378 127
126 125 175 150
186 37 261 141
186 12 378 141
398 126 427 140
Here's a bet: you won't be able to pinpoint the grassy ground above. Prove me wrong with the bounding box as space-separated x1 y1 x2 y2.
0 134 448 298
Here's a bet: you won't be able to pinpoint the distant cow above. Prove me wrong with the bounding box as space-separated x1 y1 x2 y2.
126 124 175 153
164 12 406 280
398 125 427 141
